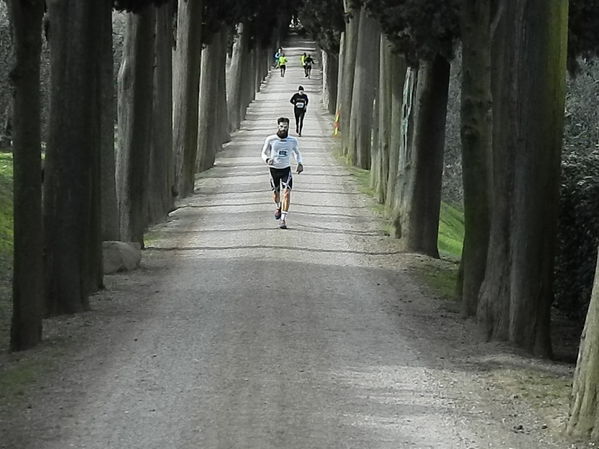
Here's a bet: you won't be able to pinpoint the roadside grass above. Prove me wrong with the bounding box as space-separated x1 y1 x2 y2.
0 356 45 406
0 152 13 349
336 148 464 301
438 202 464 261
333 151 388 221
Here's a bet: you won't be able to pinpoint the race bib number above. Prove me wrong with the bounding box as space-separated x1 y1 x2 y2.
295 101 305 109
278 150 288 157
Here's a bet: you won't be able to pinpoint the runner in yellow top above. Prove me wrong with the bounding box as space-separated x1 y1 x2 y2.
278 54 288 77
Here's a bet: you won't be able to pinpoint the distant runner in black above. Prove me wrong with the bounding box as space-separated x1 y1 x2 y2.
303 54 314 78
290 86 309 137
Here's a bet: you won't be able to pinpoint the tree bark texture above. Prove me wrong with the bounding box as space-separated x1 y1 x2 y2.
254 48 262 94
347 9 380 168
240 47 255 122
116 9 155 245
477 0 514 343
227 23 250 133
393 56 450 258
568 251 599 438
459 0 492 316
339 4 360 156
44 0 104 315
371 35 393 204
334 32 345 128
322 50 339 115
478 0 568 357
7 0 44 350
88 0 112 291
197 26 226 172
173 0 203 198
147 2 174 225
217 32 230 145
385 53 407 213
99 2 119 241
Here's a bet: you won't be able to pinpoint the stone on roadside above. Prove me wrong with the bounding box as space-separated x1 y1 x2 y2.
103 241 141 274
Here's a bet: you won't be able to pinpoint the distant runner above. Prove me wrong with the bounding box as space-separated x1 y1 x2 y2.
274 48 282 67
278 53 288 77
261 117 304 229
303 54 314 78
290 86 309 136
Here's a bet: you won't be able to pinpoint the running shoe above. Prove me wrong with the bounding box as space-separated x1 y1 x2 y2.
279 220 287 229
274 208 282 220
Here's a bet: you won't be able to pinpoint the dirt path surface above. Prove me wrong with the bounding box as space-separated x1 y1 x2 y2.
0 36 591 449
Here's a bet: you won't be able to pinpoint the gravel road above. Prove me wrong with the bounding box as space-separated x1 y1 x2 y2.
0 37 587 449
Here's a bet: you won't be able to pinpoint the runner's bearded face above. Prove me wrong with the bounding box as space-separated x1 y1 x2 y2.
277 122 289 138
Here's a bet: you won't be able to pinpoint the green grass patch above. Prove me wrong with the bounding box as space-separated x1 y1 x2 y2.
411 262 460 301
0 153 13 254
0 358 39 399
0 153 13 349
333 148 387 215
348 166 377 196
144 228 163 247
0 352 60 411
332 149 466 300
438 202 464 261
335 146 466 256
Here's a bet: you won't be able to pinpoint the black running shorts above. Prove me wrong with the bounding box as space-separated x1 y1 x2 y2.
269 166 293 192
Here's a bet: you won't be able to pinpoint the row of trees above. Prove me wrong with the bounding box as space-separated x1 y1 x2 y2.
8 0 293 351
8 0 599 440
299 0 599 439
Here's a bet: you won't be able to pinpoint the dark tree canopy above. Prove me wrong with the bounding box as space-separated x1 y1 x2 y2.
568 0 599 72
297 0 345 53
202 0 295 46
361 0 460 64
113 0 170 13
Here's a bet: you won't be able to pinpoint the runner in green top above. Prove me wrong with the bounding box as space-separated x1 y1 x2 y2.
278 54 288 77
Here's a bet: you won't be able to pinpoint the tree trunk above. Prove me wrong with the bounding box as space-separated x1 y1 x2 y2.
322 50 338 115
508 0 567 355
253 48 261 94
477 0 514 343
240 47 255 122
147 2 174 225
100 2 119 241
459 0 492 316
87 0 111 293
334 31 345 132
393 55 450 257
217 30 230 145
173 0 203 198
339 3 360 155
197 26 226 172
7 0 44 350
385 53 407 212
44 0 103 315
371 35 393 204
116 9 155 245
478 0 567 357
568 252 599 437
227 22 250 133
347 9 379 168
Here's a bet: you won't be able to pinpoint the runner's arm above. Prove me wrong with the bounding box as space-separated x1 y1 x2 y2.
261 138 273 164
293 141 303 166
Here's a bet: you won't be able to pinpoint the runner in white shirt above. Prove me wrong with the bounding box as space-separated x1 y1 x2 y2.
261 117 304 229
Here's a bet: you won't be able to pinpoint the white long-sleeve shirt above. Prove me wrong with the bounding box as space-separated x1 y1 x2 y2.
261 134 303 169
